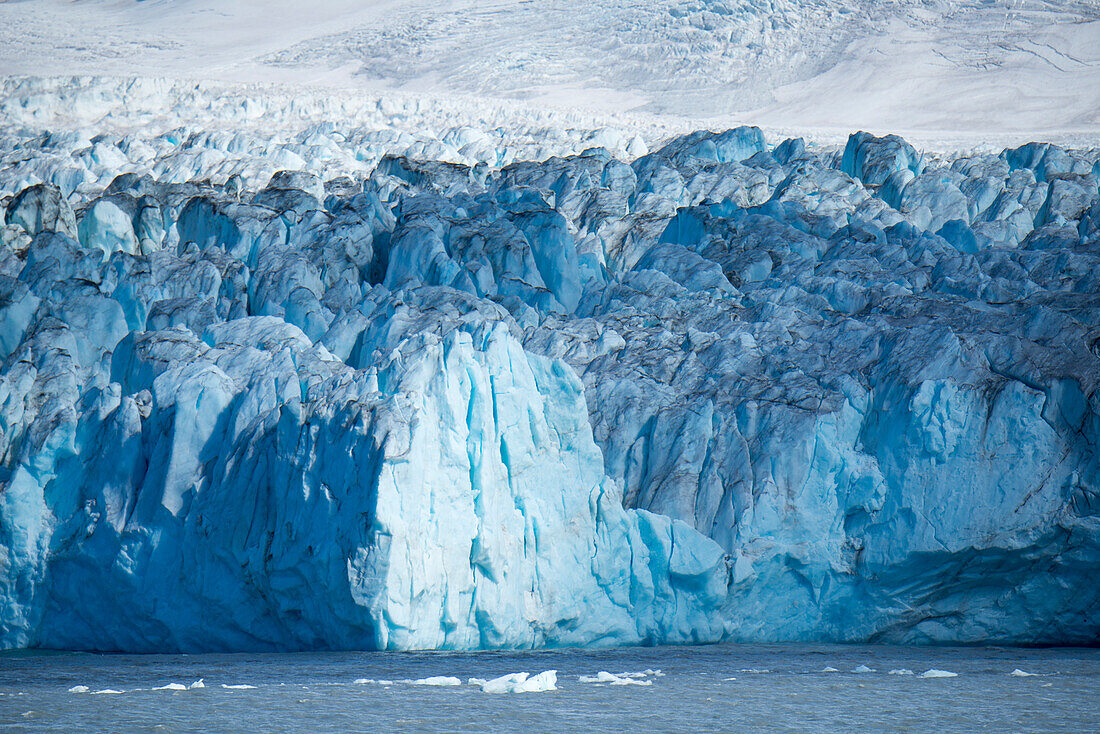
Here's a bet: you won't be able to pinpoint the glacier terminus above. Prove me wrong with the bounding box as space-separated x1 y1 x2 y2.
0 78 1098 653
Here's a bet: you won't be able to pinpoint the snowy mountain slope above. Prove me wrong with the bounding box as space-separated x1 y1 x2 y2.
0 0 1098 134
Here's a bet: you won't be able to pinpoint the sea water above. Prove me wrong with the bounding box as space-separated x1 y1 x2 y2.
1 644 1097 732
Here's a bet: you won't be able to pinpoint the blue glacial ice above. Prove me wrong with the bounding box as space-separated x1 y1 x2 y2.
0 122 1098 651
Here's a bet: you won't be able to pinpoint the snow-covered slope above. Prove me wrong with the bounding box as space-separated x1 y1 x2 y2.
0 1 1098 134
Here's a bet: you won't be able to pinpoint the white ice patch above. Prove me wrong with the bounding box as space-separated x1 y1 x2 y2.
888 669 915 676
578 671 652 686
152 683 188 691
479 671 557 694
90 689 124 695
221 684 257 689
1010 669 1039 677
411 676 462 686
918 669 958 678
189 679 205 689
821 667 839 673
67 685 89 693
852 665 876 673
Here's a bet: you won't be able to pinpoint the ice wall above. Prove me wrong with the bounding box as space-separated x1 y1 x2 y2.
0 120 1098 650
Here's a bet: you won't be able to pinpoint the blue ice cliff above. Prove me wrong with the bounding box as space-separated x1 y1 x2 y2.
0 124 1098 651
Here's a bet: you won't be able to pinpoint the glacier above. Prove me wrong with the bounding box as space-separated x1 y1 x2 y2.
0 89 1098 651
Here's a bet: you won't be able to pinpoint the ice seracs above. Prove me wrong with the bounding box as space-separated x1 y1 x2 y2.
0 117 1097 652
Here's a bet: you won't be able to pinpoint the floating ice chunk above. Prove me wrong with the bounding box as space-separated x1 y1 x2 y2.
67 686 89 693
376 680 395 686
412 676 462 686
722 677 737 681
521 671 557 693
918 670 958 678
1010 669 1038 677
611 677 651 687
888 669 915 676
480 671 558 694
91 689 124 695
578 671 651 686
735 669 770 674
189 679 205 689
353 679 373 685
578 671 619 683
152 683 188 691
467 678 487 687
221 684 257 689
821 667 839 673
481 673 528 693
852 665 875 673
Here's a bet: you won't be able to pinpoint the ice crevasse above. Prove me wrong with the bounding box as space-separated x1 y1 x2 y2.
0 117 1098 651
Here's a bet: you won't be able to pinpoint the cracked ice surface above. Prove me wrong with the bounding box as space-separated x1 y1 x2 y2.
0 87 1098 650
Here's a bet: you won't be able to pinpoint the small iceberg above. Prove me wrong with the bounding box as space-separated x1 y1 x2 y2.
221 684 257 690
189 679 205 689
479 671 557 694
918 669 958 678
152 683 188 691
90 689 124 695
852 665 876 673
820 667 839 673
578 671 652 686
412 676 462 686
67 686 89 693
888 669 915 676
1010 669 1038 677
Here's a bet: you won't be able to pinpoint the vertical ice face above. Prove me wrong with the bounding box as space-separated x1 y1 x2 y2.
356 322 727 649
0 307 727 652
0 115 1098 650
